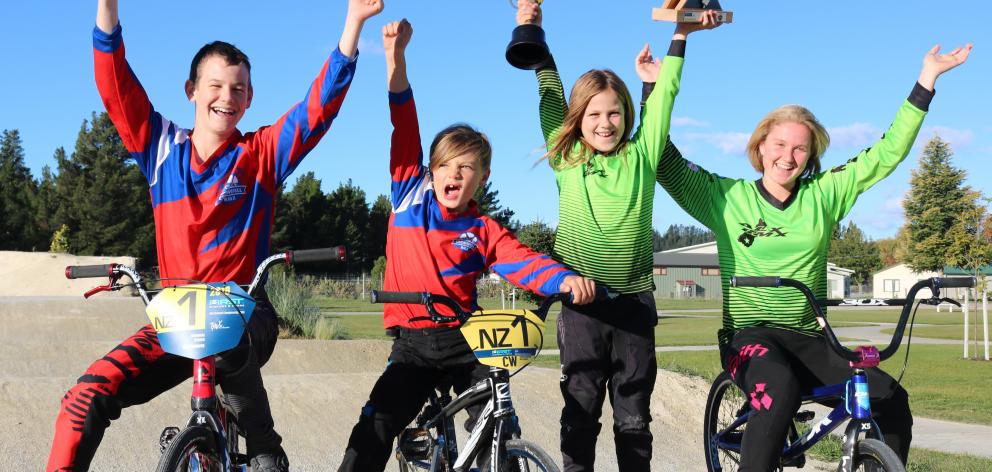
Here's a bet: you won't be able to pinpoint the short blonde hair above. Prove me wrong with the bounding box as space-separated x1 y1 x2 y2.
547 69 634 169
745 105 830 179
429 123 492 171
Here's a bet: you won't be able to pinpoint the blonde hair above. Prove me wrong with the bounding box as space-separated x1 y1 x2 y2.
429 124 492 171
745 105 830 179
547 69 634 169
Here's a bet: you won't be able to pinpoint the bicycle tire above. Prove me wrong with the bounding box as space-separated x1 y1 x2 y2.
703 371 747 472
155 425 223 472
482 439 560 472
853 438 905 472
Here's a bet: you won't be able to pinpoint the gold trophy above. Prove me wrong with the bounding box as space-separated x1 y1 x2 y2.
506 0 550 70
653 0 733 23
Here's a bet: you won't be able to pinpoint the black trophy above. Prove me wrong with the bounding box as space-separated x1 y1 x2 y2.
506 0 550 70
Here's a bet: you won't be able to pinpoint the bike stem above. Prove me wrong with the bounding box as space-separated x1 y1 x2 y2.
192 357 218 412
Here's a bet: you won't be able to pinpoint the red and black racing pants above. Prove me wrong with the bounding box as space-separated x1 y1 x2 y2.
721 327 912 472
46 296 283 472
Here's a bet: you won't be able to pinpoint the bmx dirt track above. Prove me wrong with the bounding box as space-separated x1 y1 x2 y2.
1 296 839 471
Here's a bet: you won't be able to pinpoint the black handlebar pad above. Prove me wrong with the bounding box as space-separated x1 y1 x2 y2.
66 264 114 279
290 246 346 264
937 277 976 288
370 290 427 304
731 276 781 288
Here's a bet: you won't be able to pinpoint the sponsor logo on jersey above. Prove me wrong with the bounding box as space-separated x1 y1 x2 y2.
737 218 787 247
453 232 481 252
217 171 247 204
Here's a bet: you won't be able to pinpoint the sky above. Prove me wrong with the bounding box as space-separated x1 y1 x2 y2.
1 1 988 241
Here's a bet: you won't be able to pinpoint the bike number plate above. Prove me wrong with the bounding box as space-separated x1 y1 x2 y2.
459 309 544 372
145 282 254 359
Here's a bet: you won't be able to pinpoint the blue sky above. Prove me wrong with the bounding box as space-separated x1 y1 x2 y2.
1 1 987 240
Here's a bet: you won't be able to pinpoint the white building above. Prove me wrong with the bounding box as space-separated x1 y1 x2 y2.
872 263 940 298
827 263 856 299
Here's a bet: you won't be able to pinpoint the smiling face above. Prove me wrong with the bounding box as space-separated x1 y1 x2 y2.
431 152 489 213
185 54 252 140
580 89 625 154
758 121 812 192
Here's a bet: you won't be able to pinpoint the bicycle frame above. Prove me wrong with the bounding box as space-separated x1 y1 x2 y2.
709 275 974 472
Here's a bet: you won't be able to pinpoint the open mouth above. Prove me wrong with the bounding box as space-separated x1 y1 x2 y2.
444 183 462 199
211 106 236 117
595 130 616 139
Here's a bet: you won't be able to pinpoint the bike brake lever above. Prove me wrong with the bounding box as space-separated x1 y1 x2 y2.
941 297 962 307
83 284 114 299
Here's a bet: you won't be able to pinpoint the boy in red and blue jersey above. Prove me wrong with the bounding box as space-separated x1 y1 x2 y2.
336 20 596 471
46 1 384 471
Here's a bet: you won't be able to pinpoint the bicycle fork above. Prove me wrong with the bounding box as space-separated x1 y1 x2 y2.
488 368 521 472
839 370 879 472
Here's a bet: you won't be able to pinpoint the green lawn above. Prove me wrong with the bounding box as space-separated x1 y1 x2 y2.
825 307 967 326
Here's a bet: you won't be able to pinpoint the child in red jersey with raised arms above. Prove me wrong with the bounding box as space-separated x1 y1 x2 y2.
46 1 383 471
336 19 596 472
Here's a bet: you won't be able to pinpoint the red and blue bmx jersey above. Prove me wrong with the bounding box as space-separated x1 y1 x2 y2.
93 25 356 286
385 88 575 329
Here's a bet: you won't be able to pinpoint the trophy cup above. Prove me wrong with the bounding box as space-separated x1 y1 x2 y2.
653 0 733 23
506 0 550 70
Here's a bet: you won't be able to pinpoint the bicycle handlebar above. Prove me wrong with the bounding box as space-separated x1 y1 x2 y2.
65 264 116 279
731 275 976 364
289 246 346 264
369 288 612 324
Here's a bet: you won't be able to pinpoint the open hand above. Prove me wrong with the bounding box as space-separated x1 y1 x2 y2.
383 19 412 55
919 43 973 90
635 43 662 83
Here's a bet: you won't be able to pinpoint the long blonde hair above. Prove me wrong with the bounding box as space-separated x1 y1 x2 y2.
546 69 634 169
745 104 830 179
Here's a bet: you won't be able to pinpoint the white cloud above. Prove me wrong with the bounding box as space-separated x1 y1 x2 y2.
683 131 750 155
358 37 384 55
919 126 974 150
827 122 880 149
856 193 906 234
672 116 710 128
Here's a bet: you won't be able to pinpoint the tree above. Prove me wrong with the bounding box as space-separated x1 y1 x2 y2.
53 113 155 264
475 181 518 231
367 194 391 264
34 161 60 249
272 172 333 252
653 224 715 252
0 129 40 250
946 191 992 282
829 221 882 285
875 225 911 267
516 219 556 256
326 179 370 271
903 135 970 272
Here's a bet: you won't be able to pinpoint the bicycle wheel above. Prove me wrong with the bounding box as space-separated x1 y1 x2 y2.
853 438 905 472
482 439 560 472
703 371 747 472
155 426 224 472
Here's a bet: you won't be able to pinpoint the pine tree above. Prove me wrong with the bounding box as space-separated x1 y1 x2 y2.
516 219 556 256
903 135 969 272
326 179 370 271
653 224 715 252
946 191 992 278
828 221 882 285
54 113 155 264
368 194 391 264
474 181 517 232
273 172 332 252
0 129 40 250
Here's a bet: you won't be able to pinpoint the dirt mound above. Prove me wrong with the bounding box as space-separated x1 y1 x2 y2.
0 251 137 297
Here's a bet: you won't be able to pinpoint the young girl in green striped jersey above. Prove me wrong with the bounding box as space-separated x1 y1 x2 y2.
514 2 721 470
652 31 972 470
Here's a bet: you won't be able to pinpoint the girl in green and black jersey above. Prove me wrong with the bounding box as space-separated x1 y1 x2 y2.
652 31 972 470
514 2 722 470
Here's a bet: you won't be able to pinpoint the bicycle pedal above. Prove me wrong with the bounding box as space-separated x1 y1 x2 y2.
398 427 432 460
794 410 815 423
159 426 180 452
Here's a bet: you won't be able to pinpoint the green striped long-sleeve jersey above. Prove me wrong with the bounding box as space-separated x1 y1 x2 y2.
656 72 933 345
535 56 682 294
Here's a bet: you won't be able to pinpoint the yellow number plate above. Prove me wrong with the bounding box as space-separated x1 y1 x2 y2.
459 309 545 371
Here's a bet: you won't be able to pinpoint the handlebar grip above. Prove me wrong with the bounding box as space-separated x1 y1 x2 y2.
66 264 115 279
936 277 976 289
289 246 347 264
731 276 781 288
370 290 427 304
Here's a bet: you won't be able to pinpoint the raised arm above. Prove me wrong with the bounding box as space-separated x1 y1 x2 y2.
339 0 384 60
384 19 424 207
517 1 568 146
96 0 117 34
820 43 972 220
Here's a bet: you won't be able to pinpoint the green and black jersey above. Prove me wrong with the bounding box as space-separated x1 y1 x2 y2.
656 69 934 345
535 55 682 294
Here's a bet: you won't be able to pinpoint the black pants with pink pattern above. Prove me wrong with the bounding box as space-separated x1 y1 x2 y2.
720 327 912 472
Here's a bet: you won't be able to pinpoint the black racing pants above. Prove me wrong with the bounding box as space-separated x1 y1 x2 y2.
338 326 489 472
557 291 658 472
721 327 913 472
47 293 283 472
